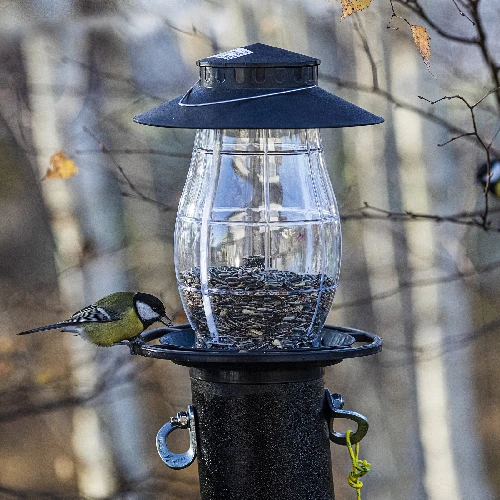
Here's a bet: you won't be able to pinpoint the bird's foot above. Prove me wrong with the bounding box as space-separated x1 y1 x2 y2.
126 336 145 355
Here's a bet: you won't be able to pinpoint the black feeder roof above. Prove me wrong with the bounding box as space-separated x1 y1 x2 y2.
133 43 384 130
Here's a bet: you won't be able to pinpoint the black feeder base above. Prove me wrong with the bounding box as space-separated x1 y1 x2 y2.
192 366 333 499
131 325 382 500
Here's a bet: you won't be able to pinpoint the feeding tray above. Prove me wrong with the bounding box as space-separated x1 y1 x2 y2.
130 324 382 369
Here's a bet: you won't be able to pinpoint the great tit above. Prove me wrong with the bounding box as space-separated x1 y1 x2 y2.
477 159 500 197
17 292 172 347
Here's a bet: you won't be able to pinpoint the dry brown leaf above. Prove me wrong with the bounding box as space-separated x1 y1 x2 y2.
410 24 431 70
43 152 78 181
339 0 373 19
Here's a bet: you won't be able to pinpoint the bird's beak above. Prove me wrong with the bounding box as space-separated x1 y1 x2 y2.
160 315 173 327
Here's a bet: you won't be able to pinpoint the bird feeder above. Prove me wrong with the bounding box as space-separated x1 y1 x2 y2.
132 43 382 500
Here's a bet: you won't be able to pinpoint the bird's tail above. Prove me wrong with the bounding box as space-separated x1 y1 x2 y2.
17 323 69 335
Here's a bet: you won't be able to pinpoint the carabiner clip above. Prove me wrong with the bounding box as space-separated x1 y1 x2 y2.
325 389 369 446
156 405 197 469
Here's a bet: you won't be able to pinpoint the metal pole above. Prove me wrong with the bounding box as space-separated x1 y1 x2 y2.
190 366 335 500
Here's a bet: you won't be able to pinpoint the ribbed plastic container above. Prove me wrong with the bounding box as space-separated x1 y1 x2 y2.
175 128 341 349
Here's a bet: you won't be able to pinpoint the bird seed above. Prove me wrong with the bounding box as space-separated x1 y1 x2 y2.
178 255 336 350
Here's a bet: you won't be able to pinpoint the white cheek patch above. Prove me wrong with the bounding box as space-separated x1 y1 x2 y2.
491 163 500 183
136 301 158 322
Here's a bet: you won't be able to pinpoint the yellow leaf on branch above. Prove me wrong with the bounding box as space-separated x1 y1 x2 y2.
339 0 373 19
410 24 431 70
43 152 78 181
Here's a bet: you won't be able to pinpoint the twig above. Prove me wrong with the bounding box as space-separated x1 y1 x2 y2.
418 89 500 229
82 126 172 211
341 202 500 231
437 132 475 147
120 192 176 211
0 357 136 423
323 75 500 156
392 0 499 107
451 0 475 24
332 259 500 310
487 122 500 150
390 0 477 43
352 16 379 90
380 317 500 368
163 18 213 43
75 148 191 159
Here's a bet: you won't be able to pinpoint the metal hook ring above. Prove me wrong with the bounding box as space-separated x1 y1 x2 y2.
325 389 369 446
156 405 197 469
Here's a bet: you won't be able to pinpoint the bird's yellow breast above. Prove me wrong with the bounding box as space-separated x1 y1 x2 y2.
82 308 144 347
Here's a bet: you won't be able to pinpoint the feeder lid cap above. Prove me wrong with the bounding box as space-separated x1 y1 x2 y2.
196 43 321 68
133 43 384 129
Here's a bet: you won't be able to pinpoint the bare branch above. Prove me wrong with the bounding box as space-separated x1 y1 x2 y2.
418 89 500 227
75 148 191 159
120 191 176 211
451 0 475 24
473 86 500 108
380 317 500 368
393 0 500 107
437 132 475 146
341 202 500 231
353 16 379 90
324 75 500 156
82 126 172 211
391 0 478 43
332 259 500 310
0 355 136 423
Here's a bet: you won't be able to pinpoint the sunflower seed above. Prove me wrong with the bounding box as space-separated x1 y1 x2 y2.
177 255 336 350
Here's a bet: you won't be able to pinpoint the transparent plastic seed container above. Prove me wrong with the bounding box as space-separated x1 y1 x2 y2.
175 128 341 349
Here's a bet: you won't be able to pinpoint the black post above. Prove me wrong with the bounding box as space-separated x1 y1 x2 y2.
190 366 334 500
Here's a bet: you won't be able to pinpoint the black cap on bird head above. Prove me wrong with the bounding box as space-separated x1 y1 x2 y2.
133 292 172 328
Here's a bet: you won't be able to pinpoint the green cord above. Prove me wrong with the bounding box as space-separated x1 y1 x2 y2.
346 429 371 500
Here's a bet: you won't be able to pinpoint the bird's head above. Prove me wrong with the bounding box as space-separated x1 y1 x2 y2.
133 292 173 328
477 159 500 192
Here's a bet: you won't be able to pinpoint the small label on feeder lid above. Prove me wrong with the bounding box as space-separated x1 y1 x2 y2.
209 47 253 61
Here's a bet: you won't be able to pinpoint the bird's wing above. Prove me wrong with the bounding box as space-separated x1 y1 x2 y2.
17 304 123 336
65 305 121 324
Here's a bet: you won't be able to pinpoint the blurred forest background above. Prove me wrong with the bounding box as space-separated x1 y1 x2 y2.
1 0 500 499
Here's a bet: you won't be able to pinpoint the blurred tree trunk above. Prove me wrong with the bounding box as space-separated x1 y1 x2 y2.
0 34 77 495
22 28 119 498
21 5 150 497
390 32 493 499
